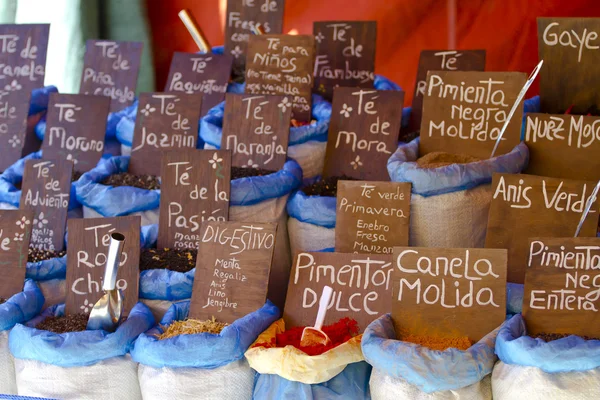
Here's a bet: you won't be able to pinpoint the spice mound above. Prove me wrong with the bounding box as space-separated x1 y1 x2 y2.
416 152 481 169
36 313 89 334
302 175 356 197
400 130 420 143
291 119 316 128
231 167 275 180
0 298 6 305
140 248 197 273
532 332 599 342
157 317 229 340
28 247 67 263
401 334 473 351
72 170 83 182
102 172 161 190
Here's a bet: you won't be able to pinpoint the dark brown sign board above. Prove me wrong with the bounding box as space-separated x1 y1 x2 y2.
284 251 393 332
419 71 526 159
42 93 110 173
221 93 291 169
323 87 404 180
485 173 600 284
523 237 600 338
313 21 377 100
20 158 72 252
157 149 231 249
0 210 33 299
410 50 486 131
245 34 315 122
0 24 50 171
165 52 234 116
392 247 507 342
189 221 277 323
336 181 411 254
224 0 285 74
65 216 141 316
538 18 600 114
79 40 143 113
129 92 202 176
524 113 600 181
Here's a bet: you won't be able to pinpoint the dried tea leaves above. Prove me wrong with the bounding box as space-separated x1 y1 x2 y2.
157 317 229 339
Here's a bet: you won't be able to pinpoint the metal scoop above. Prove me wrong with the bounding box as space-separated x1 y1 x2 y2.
86 232 125 332
300 286 333 347
574 180 600 237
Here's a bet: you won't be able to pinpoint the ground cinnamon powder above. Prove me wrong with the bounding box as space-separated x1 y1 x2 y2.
401 334 473 351
416 152 481 169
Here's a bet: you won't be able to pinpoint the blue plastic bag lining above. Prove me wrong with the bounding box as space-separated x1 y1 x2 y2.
29 86 57 117
0 280 45 331
495 314 600 373
9 302 154 367
131 300 279 368
252 362 372 400
506 283 524 315
286 190 336 229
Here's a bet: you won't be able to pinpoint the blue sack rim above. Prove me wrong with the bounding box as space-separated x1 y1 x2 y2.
0 280 45 331
286 189 337 228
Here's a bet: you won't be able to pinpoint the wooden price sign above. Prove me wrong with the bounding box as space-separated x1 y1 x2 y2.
19 159 73 252
323 88 404 180
245 34 315 122
538 18 600 114
222 93 291 169
0 210 33 299
524 113 600 180
165 52 234 116
0 24 49 171
224 0 285 74
157 149 231 249
79 40 143 112
129 92 202 176
523 237 600 338
392 247 507 342
284 251 393 331
41 94 110 173
410 50 486 131
313 21 377 99
189 221 277 322
420 71 526 158
485 173 600 284
336 181 411 254
65 216 141 316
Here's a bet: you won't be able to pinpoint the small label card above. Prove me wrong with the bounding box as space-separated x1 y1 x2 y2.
20 159 72 252
0 210 33 299
129 92 202 176
485 173 600 284
42 94 110 173
245 34 315 122
79 40 143 112
157 149 231 249
189 221 277 323
65 216 141 316
313 21 377 99
165 52 234 116
420 71 526 158
222 93 291 169
392 247 507 342
323 87 404 180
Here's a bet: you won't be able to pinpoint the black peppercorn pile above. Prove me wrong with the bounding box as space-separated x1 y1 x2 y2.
302 175 356 197
28 247 67 263
0 298 6 305
102 173 161 190
231 167 275 179
36 313 89 333
532 332 599 342
140 248 197 273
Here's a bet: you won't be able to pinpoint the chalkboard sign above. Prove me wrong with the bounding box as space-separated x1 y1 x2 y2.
79 40 143 112
284 251 393 332
313 21 377 99
222 93 291 169
392 247 507 342
523 237 600 338
0 24 49 171
224 0 285 74
65 216 141 316
20 159 72 252
420 71 526 159
157 149 231 249
323 87 404 180
189 221 277 323
0 210 33 299
165 52 234 116
410 50 486 131
336 181 411 254
129 92 202 176
538 18 600 114
245 34 315 122
485 173 600 284
41 94 110 173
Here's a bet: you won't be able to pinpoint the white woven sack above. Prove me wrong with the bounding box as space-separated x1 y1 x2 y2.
141 299 176 323
492 361 600 400
288 217 334 255
37 279 66 309
83 205 159 227
138 359 254 400
0 330 16 394
122 144 131 156
15 355 142 400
